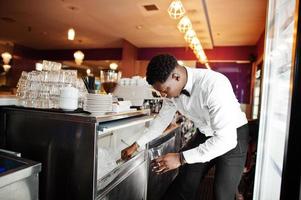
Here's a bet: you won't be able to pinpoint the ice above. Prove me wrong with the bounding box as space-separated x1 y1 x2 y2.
97 147 118 180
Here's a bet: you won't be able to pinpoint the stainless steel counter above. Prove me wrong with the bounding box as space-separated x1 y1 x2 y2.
0 107 153 200
0 151 41 200
0 106 182 200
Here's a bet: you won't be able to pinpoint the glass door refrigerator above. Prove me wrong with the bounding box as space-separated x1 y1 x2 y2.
253 0 301 199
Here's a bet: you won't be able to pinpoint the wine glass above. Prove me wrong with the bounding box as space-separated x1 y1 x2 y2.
100 69 121 94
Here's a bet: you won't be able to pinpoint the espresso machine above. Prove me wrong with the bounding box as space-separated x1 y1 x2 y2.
113 77 163 113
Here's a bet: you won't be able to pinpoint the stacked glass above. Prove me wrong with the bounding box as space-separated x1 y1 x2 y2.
16 66 87 109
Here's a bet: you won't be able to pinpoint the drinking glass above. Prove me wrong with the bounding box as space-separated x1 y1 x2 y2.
100 70 120 94
149 147 163 161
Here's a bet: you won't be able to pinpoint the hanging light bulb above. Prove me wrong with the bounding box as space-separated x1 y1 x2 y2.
184 29 197 43
195 46 208 64
193 39 203 51
193 43 203 54
68 28 75 40
205 62 211 69
2 64 11 72
177 16 192 33
168 0 185 19
197 50 207 63
1 52 12 64
189 37 200 50
167 0 209 65
86 69 91 75
73 50 84 65
109 62 118 70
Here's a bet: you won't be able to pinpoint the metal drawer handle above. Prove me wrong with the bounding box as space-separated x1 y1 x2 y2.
98 117 153 135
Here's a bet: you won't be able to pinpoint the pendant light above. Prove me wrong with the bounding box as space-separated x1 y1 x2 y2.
109 63 118 70
205 63 211 69
189 37 200 50
74 50 84 65
184 29 197 43
177 16 192 33
2 64 11 72
68 28 75 40
168 0 185 19
1 52 12 64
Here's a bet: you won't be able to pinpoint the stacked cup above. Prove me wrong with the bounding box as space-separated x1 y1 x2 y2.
59 86 79 111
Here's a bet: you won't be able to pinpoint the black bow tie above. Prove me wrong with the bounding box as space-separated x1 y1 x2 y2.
180 89 190 97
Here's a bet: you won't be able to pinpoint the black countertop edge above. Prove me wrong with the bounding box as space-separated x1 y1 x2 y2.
0 106 151 124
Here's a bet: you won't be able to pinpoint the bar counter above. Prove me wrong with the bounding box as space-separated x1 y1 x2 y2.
0 106 182 200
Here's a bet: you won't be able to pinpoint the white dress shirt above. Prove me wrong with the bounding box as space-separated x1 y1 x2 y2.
137 67 248 164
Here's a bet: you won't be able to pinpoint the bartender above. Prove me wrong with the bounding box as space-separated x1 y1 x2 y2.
121 54 249 200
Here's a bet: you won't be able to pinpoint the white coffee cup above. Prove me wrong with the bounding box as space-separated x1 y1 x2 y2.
59 86 78 111
60 86 78 98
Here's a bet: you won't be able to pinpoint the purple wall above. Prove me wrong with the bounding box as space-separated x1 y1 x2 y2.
197 62 252 104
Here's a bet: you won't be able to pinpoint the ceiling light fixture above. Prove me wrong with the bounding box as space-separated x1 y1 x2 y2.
86 69 91 75
189 37 200 50
184 29 196 43
1 52 12 64
168 0 185 19
205 63 211 69
196 50 207 62
109 63 118 70
2 64 11 72
74 50 84 65
167 0 210 69
68 28 75 40
177 16 192 33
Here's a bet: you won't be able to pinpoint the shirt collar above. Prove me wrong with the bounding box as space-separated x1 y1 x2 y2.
183 66 193 95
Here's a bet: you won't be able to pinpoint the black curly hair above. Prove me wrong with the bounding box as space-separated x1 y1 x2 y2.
146 54 178 85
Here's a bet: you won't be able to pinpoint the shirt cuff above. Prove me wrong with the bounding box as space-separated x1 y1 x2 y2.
136 130 156 148
136 138 147 149
182 148 205 164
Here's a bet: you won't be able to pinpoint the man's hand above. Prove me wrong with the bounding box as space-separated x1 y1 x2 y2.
151 153 181 174
121 142 139 160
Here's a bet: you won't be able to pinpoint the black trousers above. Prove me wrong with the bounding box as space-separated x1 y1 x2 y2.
162 124 249 200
